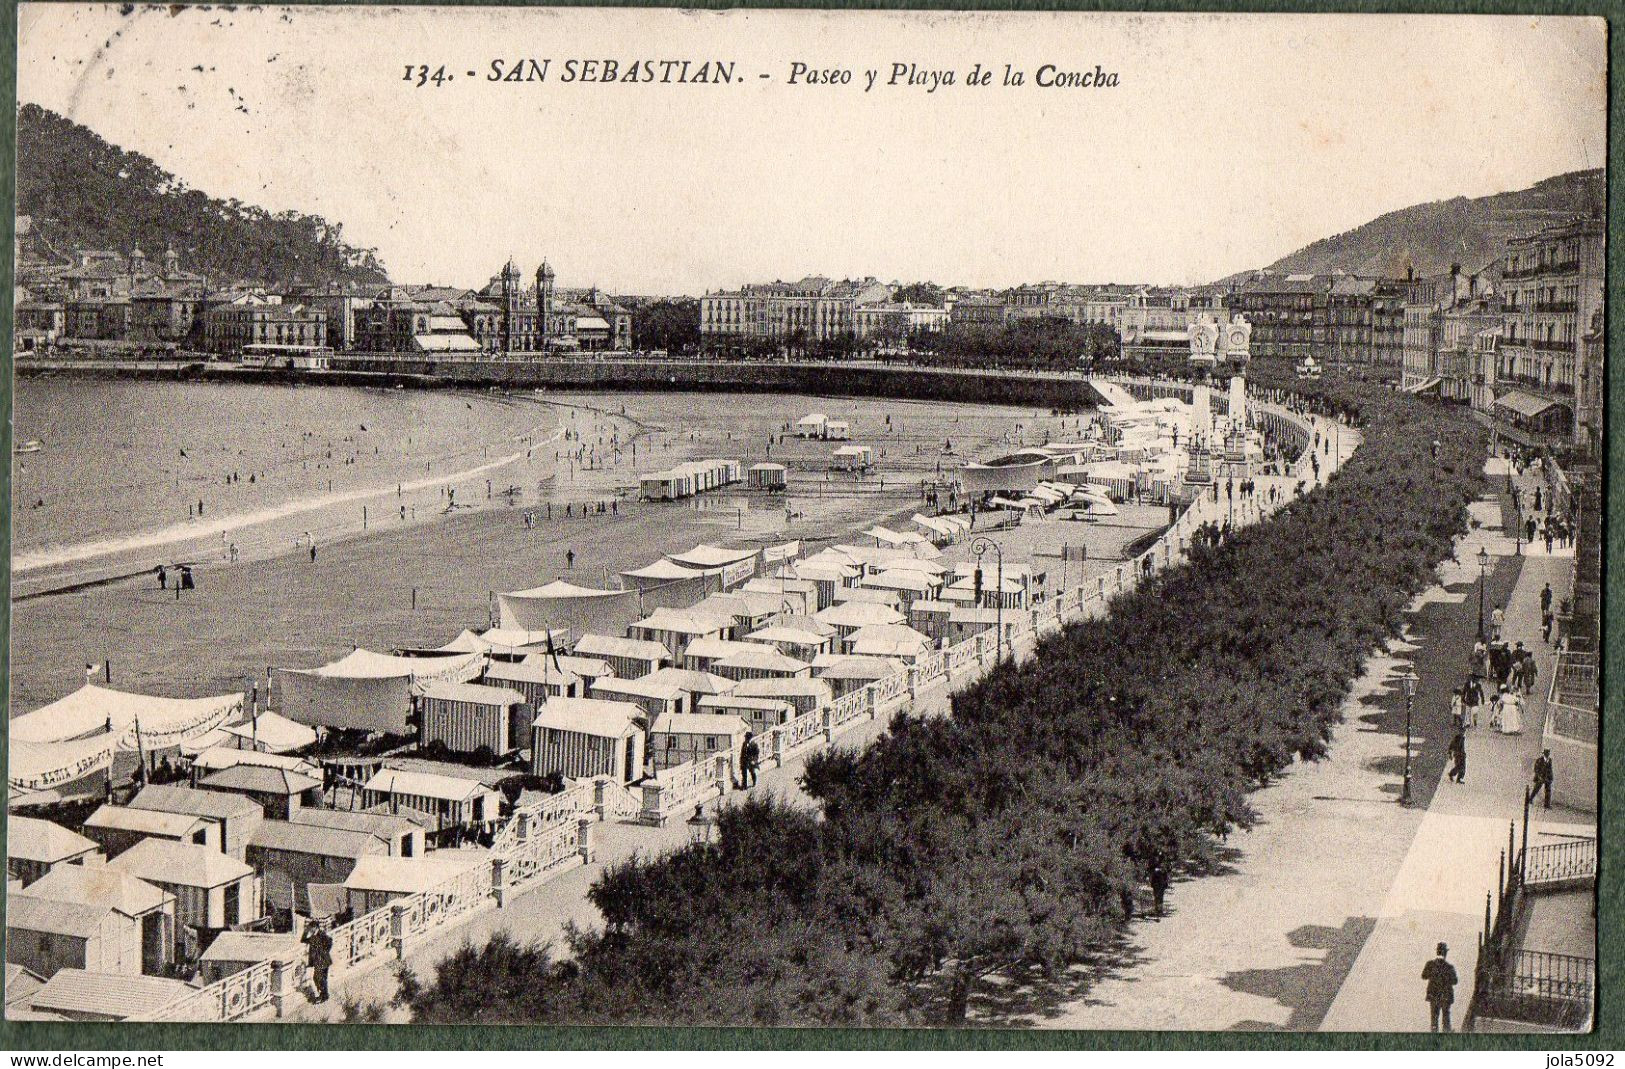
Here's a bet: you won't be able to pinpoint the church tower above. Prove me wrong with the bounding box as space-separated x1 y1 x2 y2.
535 260 556 350
500 258 519 352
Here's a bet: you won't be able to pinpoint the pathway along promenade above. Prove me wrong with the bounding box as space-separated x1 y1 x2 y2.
270 396 1354 1024
1048 452 1593 1033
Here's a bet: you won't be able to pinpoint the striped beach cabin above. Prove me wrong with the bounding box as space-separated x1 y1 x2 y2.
360 768 503 831
416 680 529 756
107 839 261 939
572 634 668 681
530 697 645 785
696 694 797 738
648 713 750 774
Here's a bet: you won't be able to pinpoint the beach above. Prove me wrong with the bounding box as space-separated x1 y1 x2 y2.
9 384 1106 711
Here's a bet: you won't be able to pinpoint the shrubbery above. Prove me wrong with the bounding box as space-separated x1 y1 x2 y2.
399 372 1486 1027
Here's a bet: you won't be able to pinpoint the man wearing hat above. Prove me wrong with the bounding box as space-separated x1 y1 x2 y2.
1421 942 1459 1032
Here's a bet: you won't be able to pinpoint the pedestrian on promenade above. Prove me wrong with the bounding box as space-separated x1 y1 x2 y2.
1462 676 1482 728
1449 687 1465 731
1447 727 1467 783
566 548 575 570
1526 516 1538 546
1541 582 1553 614
156 565 167 590
739 732 760 788
1544 526 1555 555
1519 650 1538 696
1498 686 1524 735
1471 638 1487 676
1533 750 1554 809
310 542 317 563
1422 943 1459 1033
1542 609 1554 645
1491 604 1505 642
1149 862 1170 916
305 921 333 1004
1535 486 1544 513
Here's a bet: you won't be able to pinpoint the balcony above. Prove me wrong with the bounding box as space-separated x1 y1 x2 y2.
1534 302 1579 315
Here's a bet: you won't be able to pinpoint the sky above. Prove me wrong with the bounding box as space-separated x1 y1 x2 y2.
16 6 1608 295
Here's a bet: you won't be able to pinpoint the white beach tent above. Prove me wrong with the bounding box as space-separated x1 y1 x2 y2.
12 684 243 751
665 544 761 589
498 579 642 638
274 649 483 735
618 559 720 611
8 733 118 793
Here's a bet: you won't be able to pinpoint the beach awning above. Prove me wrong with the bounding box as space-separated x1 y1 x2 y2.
9 734 117 794
411 333 481 353
274 649 482 735
1494 390 1564 419
499 581 642 638
219 711 319 754
622 559 711 581
12 685 243 752
667 544 761 569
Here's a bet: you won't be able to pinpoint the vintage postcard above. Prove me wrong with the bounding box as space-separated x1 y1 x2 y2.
3 3 1606 1041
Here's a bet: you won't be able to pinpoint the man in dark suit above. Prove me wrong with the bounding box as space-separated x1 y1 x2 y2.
1422 942 1459 1032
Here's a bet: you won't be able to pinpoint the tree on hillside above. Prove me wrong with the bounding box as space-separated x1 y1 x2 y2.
15 103 389 286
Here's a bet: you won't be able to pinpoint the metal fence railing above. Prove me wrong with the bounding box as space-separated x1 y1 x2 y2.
1473 949 1595 1031
1523 838 1597 888
1546 650 1598 744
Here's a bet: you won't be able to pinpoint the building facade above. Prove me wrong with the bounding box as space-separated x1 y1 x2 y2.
1498 217 1605 444
700 276 891 348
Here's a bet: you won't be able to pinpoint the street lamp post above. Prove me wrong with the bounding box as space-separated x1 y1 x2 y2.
1477 546 1490 641
972 536 1004 665
1398 666 1419 806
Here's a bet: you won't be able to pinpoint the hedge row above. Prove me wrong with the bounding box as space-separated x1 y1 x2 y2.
397 368 1487 1027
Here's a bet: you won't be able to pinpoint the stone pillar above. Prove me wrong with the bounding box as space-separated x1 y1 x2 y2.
593 778 608 822
822 707 833 742
490 857 509 907
866 684 879 719
515 811 531 843
907 665 919 700
714 753 732 793
577 817 594 864
268 959 293 1018
641 782 663 825
390 901 411 960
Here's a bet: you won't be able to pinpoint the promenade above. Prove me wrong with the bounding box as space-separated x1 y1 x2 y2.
1320 457 1591 1033
282 401 1349 1024
1049 451 1592 1033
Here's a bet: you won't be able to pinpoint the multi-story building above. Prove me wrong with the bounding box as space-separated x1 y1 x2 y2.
1497 216 1605 445
1437 294 1503 404
1117 286 1228 345
1225 274 1333 362
1577 309 1604 459
700 276 891 347
22 246 209 348
202 293 328 354
948 293 1008 327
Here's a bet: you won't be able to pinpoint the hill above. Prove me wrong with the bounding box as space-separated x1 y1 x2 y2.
15 103 389 287
1239 169 1603 281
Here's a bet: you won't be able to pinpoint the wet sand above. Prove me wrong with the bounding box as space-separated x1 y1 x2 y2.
11 390 1091 710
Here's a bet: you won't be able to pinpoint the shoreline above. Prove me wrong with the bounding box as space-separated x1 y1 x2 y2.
11 385 576 597
9 388 1070 710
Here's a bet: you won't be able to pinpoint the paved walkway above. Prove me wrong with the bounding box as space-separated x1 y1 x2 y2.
1320 457 1592 1033
1045 453 1590 1033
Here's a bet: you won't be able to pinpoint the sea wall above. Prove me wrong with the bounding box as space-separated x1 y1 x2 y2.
327 355 1106 407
